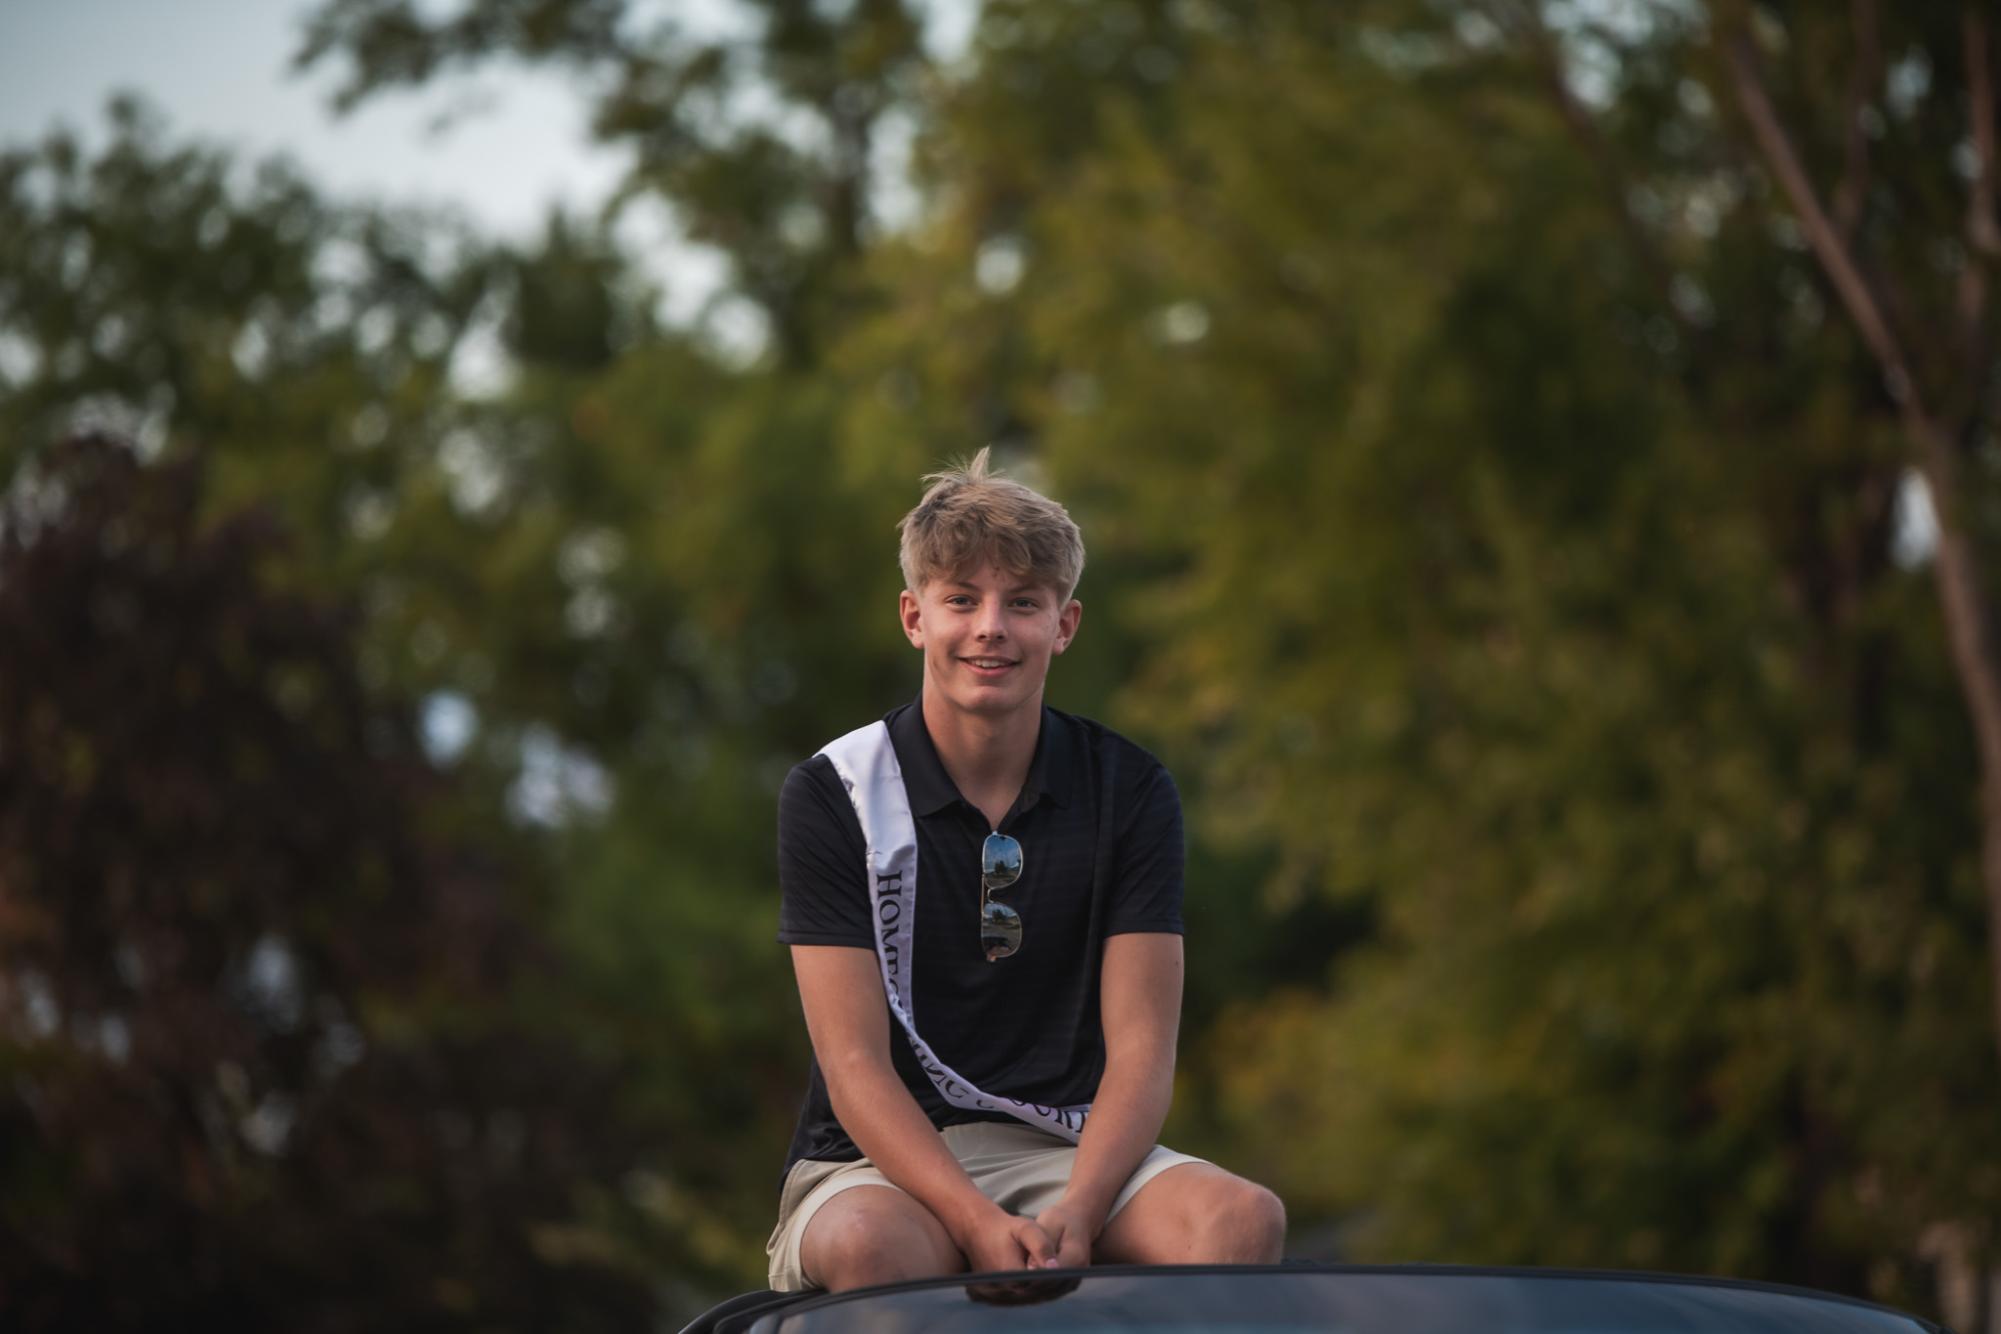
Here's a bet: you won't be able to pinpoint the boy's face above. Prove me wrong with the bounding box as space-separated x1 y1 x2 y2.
899 562 1081 722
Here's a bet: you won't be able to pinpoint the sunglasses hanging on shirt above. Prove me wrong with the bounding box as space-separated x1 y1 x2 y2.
980 831 1023 961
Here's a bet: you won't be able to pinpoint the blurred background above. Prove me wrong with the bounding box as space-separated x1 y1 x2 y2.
3 1 1999 1329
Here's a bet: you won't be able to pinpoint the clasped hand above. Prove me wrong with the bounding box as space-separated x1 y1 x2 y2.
961 1201 1095 1274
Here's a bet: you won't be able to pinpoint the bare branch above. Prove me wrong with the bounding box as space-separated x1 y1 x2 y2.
1830 0 1880 239
1954 7 1999 433
1723 26 1921 409
1721 3 2001 1078
1967 6 2001 257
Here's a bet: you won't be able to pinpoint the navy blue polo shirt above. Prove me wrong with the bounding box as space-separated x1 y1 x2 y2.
776 699 1185 1176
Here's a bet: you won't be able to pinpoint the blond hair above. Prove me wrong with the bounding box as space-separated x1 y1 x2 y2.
897 447 1085 599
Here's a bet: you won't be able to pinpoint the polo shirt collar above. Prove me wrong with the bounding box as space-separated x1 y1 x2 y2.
888 698 1075 819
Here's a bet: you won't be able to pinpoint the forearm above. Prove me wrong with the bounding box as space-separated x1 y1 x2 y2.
1059 1052 1175 1231
1058 932 1186 1236
823 1053 1008 1245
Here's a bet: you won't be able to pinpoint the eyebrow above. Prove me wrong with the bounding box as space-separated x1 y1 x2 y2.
943 581 1047 595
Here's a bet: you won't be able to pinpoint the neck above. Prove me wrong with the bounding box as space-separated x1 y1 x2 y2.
921 688 1043 829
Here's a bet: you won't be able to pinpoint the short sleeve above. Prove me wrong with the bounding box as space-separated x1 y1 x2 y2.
776 756 874 946
1105 755 1186 935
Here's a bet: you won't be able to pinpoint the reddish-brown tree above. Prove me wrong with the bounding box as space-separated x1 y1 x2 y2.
0 436 652 1331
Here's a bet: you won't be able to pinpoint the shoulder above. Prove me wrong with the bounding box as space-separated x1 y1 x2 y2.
784 707 902 811
778 753 860 845
781 751 842 798
1051 706 1169 769
778 704 909 846
1049 708 1178 805
816 715 897 771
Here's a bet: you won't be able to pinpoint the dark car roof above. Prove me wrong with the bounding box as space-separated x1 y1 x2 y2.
679 1263 1949 1334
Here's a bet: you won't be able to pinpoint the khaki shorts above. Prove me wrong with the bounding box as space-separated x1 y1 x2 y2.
764 1120 1208 1292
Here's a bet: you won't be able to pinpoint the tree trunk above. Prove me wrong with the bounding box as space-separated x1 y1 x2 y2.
1913 422 2001 1069
1720 17 2001 1070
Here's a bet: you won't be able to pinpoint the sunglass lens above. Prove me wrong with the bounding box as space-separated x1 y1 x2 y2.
981 900 1023 961
982 833 1022 888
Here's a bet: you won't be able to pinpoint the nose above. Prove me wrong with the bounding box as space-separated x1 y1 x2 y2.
974 598 1007 641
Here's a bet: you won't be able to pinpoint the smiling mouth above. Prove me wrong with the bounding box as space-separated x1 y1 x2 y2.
962 657 1018 670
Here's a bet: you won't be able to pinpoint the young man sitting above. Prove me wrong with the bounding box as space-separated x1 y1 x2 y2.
765 449 1286 1293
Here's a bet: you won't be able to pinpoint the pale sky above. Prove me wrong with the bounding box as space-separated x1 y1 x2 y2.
0 0 753 344
1 0 976 335
0 0 631 236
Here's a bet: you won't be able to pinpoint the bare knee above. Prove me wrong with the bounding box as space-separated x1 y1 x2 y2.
1190 1178 1287 1264
1102 1167 1287 1266
804 1195 965 1292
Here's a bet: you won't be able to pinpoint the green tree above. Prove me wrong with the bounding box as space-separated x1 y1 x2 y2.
842 1 1996 1319
296 0 929 368
1488 0 2001 1083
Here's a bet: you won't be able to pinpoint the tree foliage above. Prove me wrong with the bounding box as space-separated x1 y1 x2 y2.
839 0 2000 1314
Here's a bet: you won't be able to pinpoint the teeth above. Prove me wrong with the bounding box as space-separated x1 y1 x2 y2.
970 659 1010 668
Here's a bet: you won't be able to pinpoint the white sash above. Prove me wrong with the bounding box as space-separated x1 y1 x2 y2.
818 721 1090 1141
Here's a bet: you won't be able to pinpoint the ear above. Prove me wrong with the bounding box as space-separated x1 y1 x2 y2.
1052 598 1082 655
899 587 925 648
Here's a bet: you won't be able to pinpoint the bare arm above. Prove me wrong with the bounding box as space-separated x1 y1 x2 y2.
790 944 1059 1273
1035 932 1183 1265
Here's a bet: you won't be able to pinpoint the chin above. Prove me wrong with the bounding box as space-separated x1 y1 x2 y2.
954 689 1024 715
939 680 1037 716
